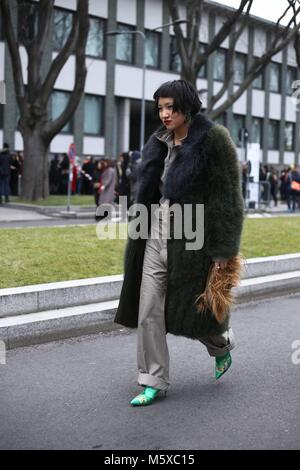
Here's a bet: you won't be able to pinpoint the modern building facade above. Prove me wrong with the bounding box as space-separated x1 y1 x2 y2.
0 0 300 168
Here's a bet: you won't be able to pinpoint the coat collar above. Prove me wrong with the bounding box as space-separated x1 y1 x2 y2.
137 112 215 203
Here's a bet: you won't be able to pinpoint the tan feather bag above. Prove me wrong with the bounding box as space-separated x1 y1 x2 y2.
194 254 244 324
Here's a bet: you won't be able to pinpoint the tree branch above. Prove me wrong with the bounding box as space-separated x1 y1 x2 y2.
0 0 27 115
44 0 89 142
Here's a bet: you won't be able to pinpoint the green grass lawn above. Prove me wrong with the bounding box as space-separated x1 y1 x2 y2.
0 217 299 289
10 195 95 206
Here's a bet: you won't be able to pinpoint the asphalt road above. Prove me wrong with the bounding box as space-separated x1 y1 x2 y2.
0 292 299 450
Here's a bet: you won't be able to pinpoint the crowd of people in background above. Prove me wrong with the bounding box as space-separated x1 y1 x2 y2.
1 141 300 213
241 162 300 212
49 150 142 211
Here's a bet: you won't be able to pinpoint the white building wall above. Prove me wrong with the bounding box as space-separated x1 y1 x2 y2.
89 0 108 18
54 0 76 10
287 43 297 67
117 0 136 25
14 132 24 151
196 78 208 108
0 43 5 81
233 86 247 114
83 136 105 155
253 28 266 57
213 82 228 107
215 14 229 48
50 134 74 153
285 97 297 122
199 10 209 43
235 22 248 54
19 46 28 85
115 65 177 100
0 130 3 148
144 0 163 29
85 59 106 95
53 54 75 91
284 152 295 165
252 90 265 117
269 93 282 120
268 150 280 164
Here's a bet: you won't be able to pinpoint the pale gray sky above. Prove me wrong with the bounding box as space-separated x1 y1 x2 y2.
213 0 294 24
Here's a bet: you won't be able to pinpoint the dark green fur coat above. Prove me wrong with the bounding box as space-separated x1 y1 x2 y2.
114 112 244 339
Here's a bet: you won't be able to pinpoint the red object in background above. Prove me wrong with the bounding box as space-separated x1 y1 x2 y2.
72 165 77 194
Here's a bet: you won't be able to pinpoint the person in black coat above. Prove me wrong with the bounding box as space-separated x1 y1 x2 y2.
0 143 11 203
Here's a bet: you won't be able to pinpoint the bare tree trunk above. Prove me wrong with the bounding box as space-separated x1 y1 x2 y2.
21 127 50 200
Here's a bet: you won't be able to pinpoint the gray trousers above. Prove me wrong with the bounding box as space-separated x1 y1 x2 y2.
137 208 235 391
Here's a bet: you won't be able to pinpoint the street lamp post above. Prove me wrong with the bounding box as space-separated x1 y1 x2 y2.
106 19 188 153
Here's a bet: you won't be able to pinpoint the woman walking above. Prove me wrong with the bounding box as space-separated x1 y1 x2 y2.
114 80 244 406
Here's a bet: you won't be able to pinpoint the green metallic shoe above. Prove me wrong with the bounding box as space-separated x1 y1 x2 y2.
215 352 232 380
130 386 167 406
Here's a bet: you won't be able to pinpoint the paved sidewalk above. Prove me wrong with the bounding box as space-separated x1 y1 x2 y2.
0 207 53 222
0 292 299 450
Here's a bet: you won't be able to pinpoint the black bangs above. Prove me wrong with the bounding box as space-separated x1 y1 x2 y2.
152 79 202 119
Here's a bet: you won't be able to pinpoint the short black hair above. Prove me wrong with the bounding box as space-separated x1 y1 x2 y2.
153 79 202 119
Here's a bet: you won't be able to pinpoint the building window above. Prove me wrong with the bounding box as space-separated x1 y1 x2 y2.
253 71 264 90
53 8 73 50
0 9 5 40
286 67 297 97
214 113 227 127
234 53 246 85
116 23 135 63
86 17 105 59
213 49 227 82
17 0 38 44
169 39 206 77
51 91 73 134
269 62 281 93
145 31 160 69
231 114 246 147
169 36 181 73
84 95 104 135
252 117 263 148
284 122 295 151
198 43 207 79
268 120 280 150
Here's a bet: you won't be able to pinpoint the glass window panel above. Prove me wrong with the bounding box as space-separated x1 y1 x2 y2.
231 114 245 147
284 122 295 151
234 53 246 85
198 43 207 78
286 67 297 97
268 120 279 149
86 17 104 58
252 117 263 148
269 62 281 93
18 0 38 44
84 95 103 135
169 36 181 73
145 31 160 68
116 24 134 63
51 91 72 133
213 49 226 81
253 72 263 89
214 113 226 127
53 9 73 50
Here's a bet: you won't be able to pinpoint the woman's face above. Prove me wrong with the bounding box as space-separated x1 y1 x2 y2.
158 97 186 132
